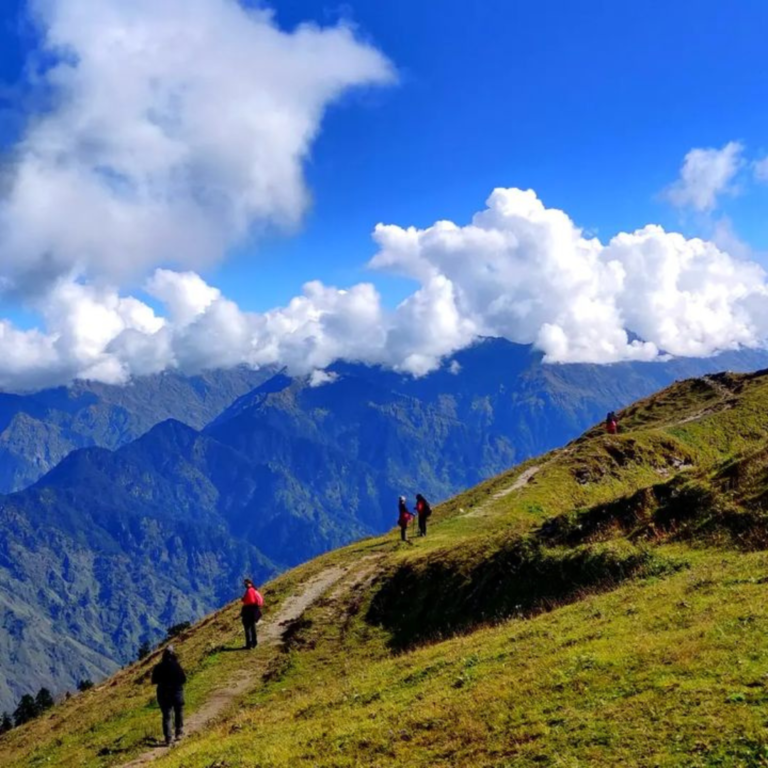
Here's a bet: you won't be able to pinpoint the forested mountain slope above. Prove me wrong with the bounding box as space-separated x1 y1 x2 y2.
0 367 274 493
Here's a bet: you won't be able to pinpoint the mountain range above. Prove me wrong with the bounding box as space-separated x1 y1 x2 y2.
2 338 768 710
0 367 274 494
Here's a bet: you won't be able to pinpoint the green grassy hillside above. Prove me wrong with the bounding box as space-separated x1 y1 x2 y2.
5 370 768 767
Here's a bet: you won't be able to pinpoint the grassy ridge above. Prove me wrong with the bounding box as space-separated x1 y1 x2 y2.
5 369 768 766
157 547 768 768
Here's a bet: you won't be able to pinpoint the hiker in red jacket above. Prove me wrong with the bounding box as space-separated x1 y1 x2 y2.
398 496 413 542
415 493 432 537
606 411 619 435
241 578 264 650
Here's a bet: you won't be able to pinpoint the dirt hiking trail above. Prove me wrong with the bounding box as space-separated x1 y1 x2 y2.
463 464 542 518
674 374 738 427
122 566 346 767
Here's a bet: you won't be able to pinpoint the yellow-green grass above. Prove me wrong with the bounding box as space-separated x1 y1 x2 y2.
156 547 768 768
5 369 768 767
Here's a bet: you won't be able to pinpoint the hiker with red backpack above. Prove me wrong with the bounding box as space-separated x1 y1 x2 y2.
415 493 432 537
606 411 619 435
398 496 414 542
241 578 264 650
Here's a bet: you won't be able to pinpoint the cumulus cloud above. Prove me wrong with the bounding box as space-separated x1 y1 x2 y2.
663 141 744 211
3 188 768 392
0 0 393 294
0 278 167 390
374 188 768 363
0 272 389 390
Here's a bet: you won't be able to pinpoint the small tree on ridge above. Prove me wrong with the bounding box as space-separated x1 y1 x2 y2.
13 694 38 727
137 640 152 661
35 688 54 712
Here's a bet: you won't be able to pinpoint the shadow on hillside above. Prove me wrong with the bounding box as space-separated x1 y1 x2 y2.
96 745 133 757
133 737 172 751
537 455 768 552
208 645 249 654
366 536 679 651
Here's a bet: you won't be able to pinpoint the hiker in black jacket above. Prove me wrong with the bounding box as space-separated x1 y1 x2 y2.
415 493 432 537
151 645 187 746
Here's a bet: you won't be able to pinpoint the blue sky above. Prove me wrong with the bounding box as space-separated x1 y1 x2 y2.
1 0 768 391
217 0 768 308
2 0 767 316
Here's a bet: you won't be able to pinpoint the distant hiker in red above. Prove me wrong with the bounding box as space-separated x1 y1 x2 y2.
398 496 413 542
241 578 264 650
606 411 619 435
415 493 432 537
151 645 186 747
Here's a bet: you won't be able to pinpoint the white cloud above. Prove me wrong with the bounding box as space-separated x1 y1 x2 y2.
0 322 61 392
663 141 744 211
3 188 768 392
308 370 339 387
0 0 393 294
145 270 220 327
0 278 167 390
711 216 755 262
754 156 768 183
371 188 657 364
371 188 768 364
383 275 477 375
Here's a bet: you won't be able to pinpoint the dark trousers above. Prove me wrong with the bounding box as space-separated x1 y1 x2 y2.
242 606 261 649
418 515 427 536
400 524 407 541
158 691 184 744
